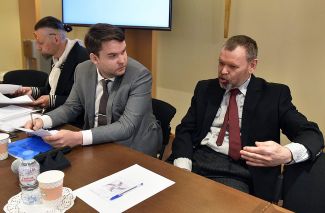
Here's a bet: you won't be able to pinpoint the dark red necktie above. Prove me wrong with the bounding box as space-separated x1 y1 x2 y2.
216 88 241 160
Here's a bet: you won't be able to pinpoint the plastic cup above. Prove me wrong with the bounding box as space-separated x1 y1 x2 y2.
0 133 9 160
37 170 65 205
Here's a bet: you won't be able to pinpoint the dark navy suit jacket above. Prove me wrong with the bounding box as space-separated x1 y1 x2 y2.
170 75 324 201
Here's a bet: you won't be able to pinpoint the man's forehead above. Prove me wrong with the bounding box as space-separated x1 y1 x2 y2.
220 46 247 57
34 28 57 39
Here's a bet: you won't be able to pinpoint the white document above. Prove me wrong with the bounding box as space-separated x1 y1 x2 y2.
74 164 175 213
0 92 34 104
15 127 58 137
0 105 42 132
0 84 21 94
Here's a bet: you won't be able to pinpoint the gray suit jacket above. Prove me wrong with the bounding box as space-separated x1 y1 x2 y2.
47 57 162 156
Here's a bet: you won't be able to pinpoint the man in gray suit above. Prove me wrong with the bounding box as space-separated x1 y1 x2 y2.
26 23 162 156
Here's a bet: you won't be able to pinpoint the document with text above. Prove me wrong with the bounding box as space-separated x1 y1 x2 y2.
74 164 175 213
0 105 41 132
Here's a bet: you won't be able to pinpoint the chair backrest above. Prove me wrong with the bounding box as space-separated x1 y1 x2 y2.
3 70 48 87
152 98 176 159
282 152 325 213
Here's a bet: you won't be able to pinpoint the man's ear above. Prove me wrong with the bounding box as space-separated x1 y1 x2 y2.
89 53 98 64
249 59 258 74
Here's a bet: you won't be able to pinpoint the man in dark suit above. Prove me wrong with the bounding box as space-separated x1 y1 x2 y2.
26 23 162 157
169 35 324 201
16 16 89 110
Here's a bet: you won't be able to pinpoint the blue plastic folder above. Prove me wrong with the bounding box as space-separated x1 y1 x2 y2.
8 136 53 159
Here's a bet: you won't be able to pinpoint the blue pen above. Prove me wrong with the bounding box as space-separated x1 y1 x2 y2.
110 182 144 201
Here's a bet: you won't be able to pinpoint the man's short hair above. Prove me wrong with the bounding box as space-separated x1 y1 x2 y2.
34 16 71 32
224 35 258 61
84 23 125 56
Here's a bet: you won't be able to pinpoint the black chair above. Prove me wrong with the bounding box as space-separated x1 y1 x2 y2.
281 152 325 213
152 98 176 160
3 69 48 87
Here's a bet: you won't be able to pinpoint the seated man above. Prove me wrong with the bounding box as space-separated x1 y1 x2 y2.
168 35 324 201
26 23 162 157
16 16 89 110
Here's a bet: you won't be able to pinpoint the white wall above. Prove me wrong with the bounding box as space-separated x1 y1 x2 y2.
156 0 325 140
0 0 22 80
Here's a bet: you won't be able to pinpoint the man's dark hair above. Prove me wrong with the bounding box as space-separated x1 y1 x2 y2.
224 35 258 61
84 23 125 56
34 16 72 32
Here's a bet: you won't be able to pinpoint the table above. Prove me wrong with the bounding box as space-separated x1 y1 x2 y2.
0 128 292 212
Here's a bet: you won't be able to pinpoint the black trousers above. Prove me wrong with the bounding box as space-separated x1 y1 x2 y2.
192 145 252 193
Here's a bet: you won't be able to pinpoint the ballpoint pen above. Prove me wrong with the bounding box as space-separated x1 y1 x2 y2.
30 112 34 122
110 182 144 201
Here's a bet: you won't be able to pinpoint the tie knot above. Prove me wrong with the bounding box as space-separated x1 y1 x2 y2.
230 88 240 96
101 79 110 87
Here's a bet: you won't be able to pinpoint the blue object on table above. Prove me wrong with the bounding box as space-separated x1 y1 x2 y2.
8 136 53 159
110 182 144 201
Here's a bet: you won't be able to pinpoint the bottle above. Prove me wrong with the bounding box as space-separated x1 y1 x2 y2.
18 150 41 205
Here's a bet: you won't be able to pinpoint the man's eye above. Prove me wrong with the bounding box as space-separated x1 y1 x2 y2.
108 54 117 58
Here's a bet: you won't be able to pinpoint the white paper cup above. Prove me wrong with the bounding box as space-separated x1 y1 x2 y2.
37 170 65 205
0 133 9 160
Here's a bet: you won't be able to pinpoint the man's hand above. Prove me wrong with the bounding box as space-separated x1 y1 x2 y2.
33 95 50 108
14 87 32 96
240 141 293 167
24 118 44 131
43 130 83 148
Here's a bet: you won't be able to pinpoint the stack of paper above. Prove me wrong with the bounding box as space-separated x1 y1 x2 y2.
0 84 21 94
0 105 41 132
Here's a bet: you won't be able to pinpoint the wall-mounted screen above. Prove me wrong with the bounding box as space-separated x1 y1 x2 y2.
62 0 172 30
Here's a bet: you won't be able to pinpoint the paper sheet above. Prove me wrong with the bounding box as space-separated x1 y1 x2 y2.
0 84 21 94
0 105 42 132
0 93 33 104
15 127 58 137
74 164 175 213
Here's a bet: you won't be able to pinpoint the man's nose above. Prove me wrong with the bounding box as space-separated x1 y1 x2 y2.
220 66 228 75
117 55 125 64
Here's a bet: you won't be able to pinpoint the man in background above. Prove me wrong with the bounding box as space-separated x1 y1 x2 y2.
16 16 89 111
168 35 324 201
26 23 162 157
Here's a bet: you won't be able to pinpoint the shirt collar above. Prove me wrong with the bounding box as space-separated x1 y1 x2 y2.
96 68 115 83
226 76 251 96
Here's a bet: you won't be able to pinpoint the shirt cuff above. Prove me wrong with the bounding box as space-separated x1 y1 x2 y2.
49 95 56 108
173 157 192 171
285 142 310 164
81 130 93 146
40 115 53 129
31 87 40 99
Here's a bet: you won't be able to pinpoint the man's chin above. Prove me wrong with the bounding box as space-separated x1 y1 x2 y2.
41 54 52 59
219 81 233 90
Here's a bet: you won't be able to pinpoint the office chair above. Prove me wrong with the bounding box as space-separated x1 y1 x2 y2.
152 98 176 160
3 69 48 87
281 152 325 213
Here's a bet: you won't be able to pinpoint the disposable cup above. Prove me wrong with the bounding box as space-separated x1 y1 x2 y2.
37 170 65 205
0 133 9 160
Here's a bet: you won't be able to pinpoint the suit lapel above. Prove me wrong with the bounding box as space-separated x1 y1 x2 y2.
201 80 225 136
88 65 98 128
241 75 263 146
106 75 122 124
